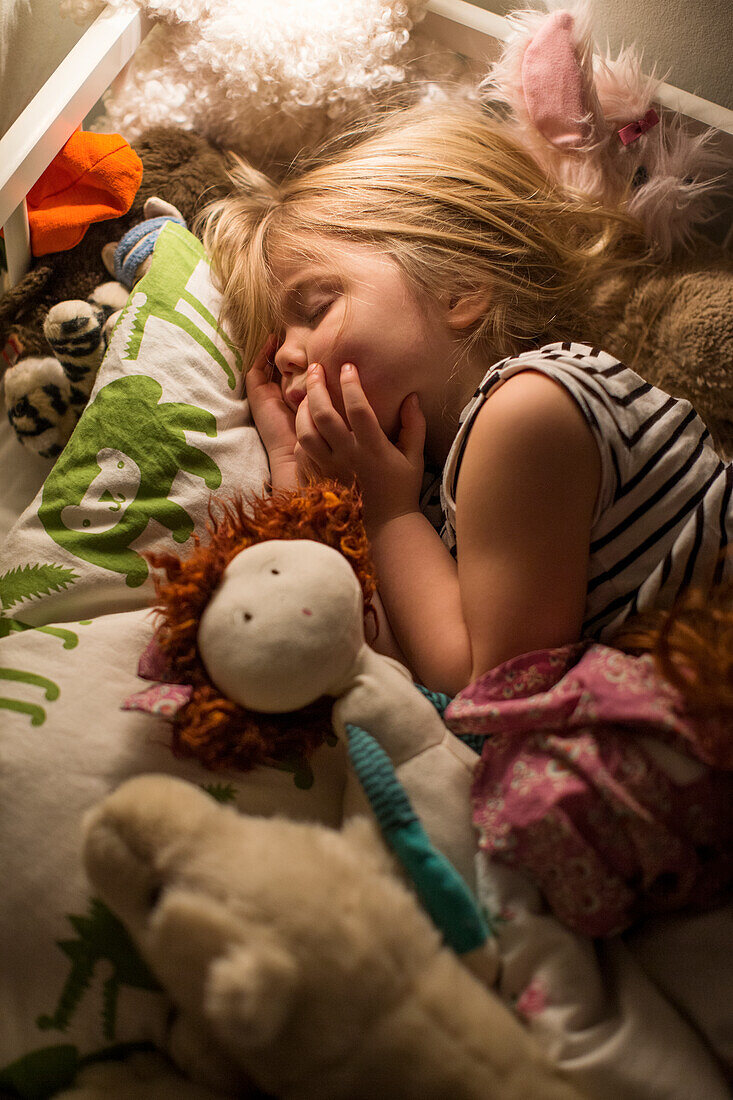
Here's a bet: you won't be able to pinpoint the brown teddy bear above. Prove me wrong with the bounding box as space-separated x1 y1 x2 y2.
587 245 733 458
0 127 233 457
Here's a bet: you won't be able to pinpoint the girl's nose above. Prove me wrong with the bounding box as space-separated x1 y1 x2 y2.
274 330 308 376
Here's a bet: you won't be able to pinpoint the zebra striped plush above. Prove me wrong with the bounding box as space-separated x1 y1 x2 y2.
3 282 128 459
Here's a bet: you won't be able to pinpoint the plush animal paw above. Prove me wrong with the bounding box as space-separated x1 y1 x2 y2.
3 355 79 459
44 280 129 388
3 282 128 458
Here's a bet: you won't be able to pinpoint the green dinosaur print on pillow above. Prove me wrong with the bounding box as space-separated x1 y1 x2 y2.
0 564 78 612
0 668 59 726
0 617 80 725
38 375 221 587
123 222 241 390
0 1040 157 1100
0 617 83 648
37 898 159 1042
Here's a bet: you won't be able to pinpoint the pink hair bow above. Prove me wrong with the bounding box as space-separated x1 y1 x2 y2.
617 107 660 145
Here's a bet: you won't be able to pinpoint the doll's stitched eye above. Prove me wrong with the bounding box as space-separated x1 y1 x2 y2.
271 569 280 574
243 612 253 621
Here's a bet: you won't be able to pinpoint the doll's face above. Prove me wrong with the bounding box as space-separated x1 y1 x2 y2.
272 238 460 442
198 540 365 712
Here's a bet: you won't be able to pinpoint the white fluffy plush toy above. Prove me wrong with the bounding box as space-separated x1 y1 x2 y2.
74 534 589 1098
60 0 437 166
80 777 584 1099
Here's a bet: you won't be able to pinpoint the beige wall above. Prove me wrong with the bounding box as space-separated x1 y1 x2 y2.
0 0 93 138
469 0 733 111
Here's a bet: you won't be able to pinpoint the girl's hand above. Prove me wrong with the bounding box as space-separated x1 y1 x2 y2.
295 361 426 528
245 337 299 488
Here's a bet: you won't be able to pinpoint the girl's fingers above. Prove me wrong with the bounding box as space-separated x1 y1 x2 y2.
339 363 382 442
245 363 265 391
250 334 277 375
295 398 333 466
245 362 278 405
396 392 426 461
305 363 351 448
293 442 319 483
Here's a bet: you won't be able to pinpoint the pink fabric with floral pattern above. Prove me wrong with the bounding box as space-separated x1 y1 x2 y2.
445 643 733 937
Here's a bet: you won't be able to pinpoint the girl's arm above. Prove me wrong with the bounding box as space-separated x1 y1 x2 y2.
365 510 471 693
367 373 600 693
454 371 600 683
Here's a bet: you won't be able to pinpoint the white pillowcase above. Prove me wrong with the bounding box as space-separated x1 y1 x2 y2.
0 221 269 625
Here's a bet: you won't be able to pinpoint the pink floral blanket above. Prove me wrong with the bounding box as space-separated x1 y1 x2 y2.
440 643 733 1097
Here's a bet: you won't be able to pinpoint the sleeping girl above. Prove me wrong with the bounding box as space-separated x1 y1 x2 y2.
200 98 733 943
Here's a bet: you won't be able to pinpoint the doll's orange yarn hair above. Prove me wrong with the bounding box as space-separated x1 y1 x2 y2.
612 577 733 768
147 480 378 771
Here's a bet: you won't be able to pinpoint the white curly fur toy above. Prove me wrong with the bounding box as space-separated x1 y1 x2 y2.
481 1 730 257
59 0 443 167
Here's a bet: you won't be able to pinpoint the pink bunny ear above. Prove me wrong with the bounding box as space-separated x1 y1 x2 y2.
521 10 591 148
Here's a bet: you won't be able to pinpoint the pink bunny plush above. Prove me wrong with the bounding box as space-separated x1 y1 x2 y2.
482 2 729 257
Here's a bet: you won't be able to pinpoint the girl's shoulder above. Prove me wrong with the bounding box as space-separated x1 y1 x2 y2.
460 368 602 498
441 340 701 550
477 341 644 394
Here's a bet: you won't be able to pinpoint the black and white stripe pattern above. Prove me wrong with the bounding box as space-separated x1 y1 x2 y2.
441 342 733 640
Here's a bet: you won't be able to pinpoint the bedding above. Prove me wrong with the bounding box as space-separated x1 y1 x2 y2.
1 222 731 1099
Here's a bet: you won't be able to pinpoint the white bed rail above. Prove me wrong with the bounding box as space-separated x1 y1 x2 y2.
1 0 731 293
0 2 150 288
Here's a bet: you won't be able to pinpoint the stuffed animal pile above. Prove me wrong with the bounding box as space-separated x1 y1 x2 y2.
0 127 232 457
2 2 731 1094
51 503 587 1099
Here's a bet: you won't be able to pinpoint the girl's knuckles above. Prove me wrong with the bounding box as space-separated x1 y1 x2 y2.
311 409 343 433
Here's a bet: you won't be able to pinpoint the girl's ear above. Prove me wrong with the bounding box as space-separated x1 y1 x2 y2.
446 289 491 330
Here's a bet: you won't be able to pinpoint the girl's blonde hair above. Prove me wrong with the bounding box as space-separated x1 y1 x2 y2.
200 98 648 369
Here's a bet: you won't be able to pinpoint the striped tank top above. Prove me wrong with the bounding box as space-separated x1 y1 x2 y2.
440 341 733 642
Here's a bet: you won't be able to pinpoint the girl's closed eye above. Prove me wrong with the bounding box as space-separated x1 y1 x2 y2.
306 299 333 324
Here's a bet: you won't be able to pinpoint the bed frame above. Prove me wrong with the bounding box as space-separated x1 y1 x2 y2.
1 0 732 292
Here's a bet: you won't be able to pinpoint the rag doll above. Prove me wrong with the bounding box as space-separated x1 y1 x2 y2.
127 481 484 895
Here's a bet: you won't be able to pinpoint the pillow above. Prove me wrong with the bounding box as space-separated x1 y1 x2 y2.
0 221 269 626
